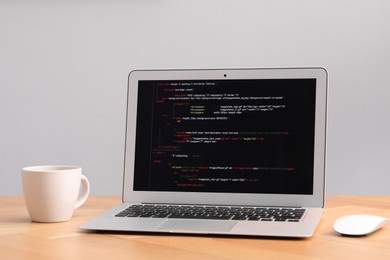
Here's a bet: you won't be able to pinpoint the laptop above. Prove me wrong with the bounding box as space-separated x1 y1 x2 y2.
80 67 328 237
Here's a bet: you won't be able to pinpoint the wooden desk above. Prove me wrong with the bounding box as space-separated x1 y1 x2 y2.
1 196 389 259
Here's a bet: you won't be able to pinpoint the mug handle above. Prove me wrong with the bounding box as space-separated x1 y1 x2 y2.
75 174 90 209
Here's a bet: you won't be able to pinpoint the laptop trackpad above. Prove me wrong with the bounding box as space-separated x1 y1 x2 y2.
156 219 237 233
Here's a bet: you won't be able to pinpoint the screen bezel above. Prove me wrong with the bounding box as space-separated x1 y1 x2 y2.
123 68 327 207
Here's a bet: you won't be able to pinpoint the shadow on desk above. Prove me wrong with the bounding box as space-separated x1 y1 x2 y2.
0 216 31 224
80 229 306 241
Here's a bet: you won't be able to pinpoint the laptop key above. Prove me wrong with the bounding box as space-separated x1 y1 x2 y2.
168 214 232 220
232 215 248 220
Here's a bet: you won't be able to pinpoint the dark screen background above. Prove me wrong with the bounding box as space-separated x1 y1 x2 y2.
133 79 316 194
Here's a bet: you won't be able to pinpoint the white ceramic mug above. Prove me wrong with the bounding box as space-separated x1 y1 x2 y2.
22 165 90 223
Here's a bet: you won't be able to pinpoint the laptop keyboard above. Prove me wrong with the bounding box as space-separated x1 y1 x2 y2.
115 204 306 222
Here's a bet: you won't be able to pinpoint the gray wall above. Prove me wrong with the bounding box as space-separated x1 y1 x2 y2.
1 0 389 195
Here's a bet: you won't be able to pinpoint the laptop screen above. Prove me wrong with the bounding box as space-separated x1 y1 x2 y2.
133 78 316 195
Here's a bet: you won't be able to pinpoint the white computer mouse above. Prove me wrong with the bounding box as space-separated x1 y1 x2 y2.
334 214 388 236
